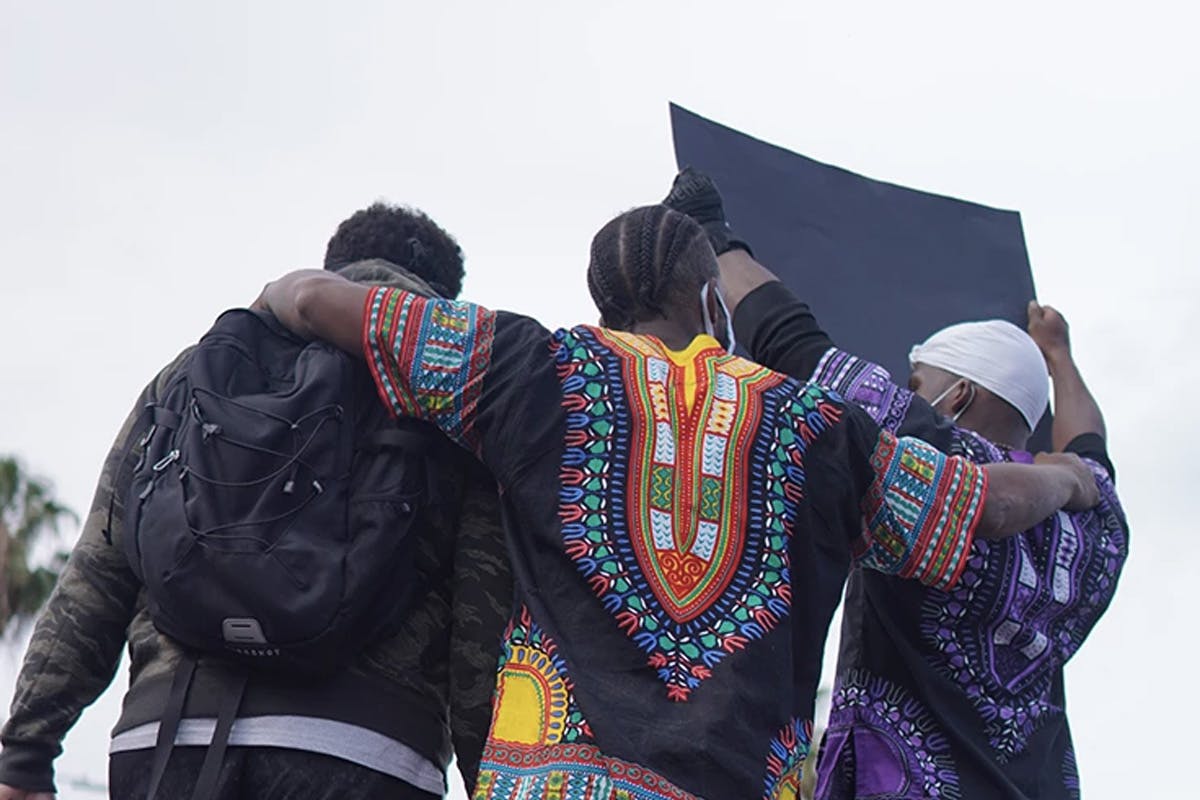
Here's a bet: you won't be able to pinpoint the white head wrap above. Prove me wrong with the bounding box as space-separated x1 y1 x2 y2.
909 319 1049 431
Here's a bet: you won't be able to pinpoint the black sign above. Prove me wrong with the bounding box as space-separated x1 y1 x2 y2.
670 103 1039 384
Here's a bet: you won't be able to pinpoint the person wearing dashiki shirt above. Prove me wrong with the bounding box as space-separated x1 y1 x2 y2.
662 169 1128 799
253 204 1101 800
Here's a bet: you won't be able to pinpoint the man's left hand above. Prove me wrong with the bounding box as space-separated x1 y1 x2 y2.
1027 300 1072 367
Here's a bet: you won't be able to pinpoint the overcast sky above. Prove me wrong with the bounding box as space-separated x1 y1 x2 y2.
1 2 1196 798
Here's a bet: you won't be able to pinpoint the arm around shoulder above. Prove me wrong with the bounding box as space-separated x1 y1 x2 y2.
254 269 370 355
975 453 1100 539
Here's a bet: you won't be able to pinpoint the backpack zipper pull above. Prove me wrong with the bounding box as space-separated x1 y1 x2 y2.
283 462 299 495
153 449 180 472
138 448 180 502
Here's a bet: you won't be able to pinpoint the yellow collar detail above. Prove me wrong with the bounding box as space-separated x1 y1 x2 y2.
663 334 722 413
663 334 722 366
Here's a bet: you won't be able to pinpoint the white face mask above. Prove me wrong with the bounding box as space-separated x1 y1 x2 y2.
700 282 736 354
930 380 975 423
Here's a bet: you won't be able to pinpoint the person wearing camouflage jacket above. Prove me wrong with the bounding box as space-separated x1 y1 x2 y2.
0 255 512 798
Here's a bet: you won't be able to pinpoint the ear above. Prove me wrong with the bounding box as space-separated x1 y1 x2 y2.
946 380 974 417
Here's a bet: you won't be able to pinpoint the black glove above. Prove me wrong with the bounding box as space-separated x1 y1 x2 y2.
661 167 753 257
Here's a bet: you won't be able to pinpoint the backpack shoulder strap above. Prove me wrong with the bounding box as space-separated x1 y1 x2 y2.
189 670 248 800
144 654 198 800
364 419 455 505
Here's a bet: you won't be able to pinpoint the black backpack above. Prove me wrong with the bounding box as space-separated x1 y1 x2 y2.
123 308 443 798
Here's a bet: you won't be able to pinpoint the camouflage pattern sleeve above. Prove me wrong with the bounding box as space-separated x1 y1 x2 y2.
0 351 189 793
447 457 511 793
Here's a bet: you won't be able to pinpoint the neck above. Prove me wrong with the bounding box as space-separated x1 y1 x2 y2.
626 319 706 351
959 410 1029 450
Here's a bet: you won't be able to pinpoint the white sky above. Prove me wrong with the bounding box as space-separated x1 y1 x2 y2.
1 1 1196 797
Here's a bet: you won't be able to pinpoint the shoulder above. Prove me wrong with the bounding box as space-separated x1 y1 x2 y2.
549 325 648 365
742 366 859 454
152 345 197 393
769 372 852 421
951 427 1010 464
552 324 636 351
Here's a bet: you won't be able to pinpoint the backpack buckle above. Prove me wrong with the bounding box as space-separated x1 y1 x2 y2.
223 617 268 645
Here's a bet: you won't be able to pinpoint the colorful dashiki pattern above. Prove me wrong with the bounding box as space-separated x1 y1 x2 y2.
363 288 989 799
474 607 699 800
806 347 1129 799
558 327 819 701
365 287 496 451
763 719 814 800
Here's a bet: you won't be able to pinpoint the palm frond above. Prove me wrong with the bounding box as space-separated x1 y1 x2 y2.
0 455 76 632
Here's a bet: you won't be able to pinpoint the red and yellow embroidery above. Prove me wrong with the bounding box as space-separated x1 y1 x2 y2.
555 327 843 701
478 607 695 800
858 431 986 589
489 608 588 747
364 287 496 450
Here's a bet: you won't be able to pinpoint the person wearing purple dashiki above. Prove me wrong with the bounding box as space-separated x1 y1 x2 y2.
253 205 1101 800
662 169 1128 799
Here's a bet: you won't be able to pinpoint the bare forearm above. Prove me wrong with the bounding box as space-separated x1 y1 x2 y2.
976 459 1094 538
258 270 370 356
1046 353 1105 451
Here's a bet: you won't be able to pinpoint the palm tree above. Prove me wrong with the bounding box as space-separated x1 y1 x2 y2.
0 456 74 633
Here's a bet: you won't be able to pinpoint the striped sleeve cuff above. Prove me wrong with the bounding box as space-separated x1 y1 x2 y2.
361 286 497 449
364 286 423 419
856 432 986 589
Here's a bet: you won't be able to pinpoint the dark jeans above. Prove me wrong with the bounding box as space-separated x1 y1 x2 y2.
109 747 441 800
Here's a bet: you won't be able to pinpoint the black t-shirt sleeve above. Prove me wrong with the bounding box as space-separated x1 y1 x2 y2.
734 281 834 379
1064 432 1115 482
734 282 962 453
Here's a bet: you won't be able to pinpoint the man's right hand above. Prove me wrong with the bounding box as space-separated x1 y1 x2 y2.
0 783 56 800
252 269 370 356
1034 451 1100 511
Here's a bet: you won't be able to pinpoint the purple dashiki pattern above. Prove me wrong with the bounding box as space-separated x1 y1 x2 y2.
1062 745 1080 799
927 430 1127 758
809 348 914 433
811 348 1129 760
818 671 961 800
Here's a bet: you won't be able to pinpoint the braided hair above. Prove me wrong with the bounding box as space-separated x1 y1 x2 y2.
587 205 717 330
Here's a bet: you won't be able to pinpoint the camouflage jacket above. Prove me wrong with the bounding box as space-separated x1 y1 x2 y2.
0 262 512 794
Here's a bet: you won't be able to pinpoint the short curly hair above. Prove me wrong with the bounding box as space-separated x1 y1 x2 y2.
324 202 465 299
